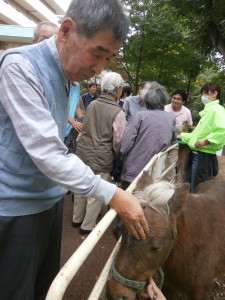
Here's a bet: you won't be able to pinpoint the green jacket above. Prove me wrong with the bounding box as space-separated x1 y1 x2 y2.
181 100 225 154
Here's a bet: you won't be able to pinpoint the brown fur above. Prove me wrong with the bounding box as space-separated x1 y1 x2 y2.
106 173 225 300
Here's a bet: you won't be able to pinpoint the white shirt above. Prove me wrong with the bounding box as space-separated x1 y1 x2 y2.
165 104 193 127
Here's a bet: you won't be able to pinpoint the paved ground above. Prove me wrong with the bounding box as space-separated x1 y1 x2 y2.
60 194 117 300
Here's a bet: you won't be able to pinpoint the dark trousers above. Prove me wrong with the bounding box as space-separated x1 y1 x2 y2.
0 199 63 300
110 153 123 183
184 150 218 192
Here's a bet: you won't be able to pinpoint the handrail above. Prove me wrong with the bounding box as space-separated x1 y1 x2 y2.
46 143 178 300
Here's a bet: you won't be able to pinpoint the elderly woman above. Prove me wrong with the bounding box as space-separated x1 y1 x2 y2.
120 81 176 189
72 72 126 235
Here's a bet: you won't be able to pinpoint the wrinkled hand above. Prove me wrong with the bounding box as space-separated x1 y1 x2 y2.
109 187 149 240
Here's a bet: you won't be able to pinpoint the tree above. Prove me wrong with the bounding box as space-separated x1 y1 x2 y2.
117 0 205 93
163 0 225 58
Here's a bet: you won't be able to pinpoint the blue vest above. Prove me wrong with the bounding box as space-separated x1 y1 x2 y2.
0 41 68 216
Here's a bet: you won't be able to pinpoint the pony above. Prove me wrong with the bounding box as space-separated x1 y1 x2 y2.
106 172 225 300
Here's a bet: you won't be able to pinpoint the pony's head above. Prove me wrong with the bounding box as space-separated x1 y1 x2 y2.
106 173 189 300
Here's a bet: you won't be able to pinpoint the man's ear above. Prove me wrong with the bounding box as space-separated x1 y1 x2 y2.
58 17 76 41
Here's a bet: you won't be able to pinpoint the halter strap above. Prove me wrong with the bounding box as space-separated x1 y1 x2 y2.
111 261 146 290
111 230 176 291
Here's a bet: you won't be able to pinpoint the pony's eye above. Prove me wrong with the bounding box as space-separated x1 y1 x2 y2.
150 246 162 252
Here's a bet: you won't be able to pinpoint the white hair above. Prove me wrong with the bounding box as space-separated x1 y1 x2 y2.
135 181 175 218
101 72 124 96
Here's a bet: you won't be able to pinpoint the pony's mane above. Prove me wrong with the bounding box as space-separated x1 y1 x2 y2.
134 181 175 218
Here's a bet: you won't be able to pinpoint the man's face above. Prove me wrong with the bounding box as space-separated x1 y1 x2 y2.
56 18 121 82
171 93 183 111
89 85 97 95
35 25 59 43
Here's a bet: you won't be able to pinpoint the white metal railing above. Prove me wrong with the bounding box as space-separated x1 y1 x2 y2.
46 143 179 300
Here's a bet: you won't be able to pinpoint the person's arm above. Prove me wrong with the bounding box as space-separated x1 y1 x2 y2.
206 107 225 145
180 132 191 144
195 107 225 148
78 96 85 115
187 110 193 127
0 54 149 240
112 110 126 153
171 117 177 142
68 116 82 133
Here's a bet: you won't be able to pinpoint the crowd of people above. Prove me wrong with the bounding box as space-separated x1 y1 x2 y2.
1 0 225 300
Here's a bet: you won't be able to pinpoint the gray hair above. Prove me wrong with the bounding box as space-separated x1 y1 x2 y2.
33 21 58 41
143 81 169 110
135 181 175 219
65 0 129 40
101 72 124 96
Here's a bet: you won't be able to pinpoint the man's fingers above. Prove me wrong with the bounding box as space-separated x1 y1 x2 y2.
134 221 146 240
122 220 140 240
109 188 149 240
122 219 148 240
140 215 149 235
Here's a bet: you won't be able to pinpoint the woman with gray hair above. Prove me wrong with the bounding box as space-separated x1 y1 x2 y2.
120 81 176 189
72 72 126 234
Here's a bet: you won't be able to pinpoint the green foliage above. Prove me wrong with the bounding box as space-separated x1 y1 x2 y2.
120 0 206 93
162 0 225 57
98 0 225 122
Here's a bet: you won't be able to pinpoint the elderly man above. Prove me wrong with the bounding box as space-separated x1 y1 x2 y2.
123 81 151 121
33 20 59 43
0 1 148 299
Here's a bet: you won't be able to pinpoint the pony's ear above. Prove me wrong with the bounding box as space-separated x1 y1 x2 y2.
135 171 153 191
169 183 190 215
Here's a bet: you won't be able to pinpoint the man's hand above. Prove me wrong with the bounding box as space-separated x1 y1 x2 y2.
109 187 149 240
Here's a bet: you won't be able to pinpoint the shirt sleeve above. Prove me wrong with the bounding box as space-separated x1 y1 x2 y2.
112 110 126 153
207 106 225 144
187 110 193 126
0 54 116 205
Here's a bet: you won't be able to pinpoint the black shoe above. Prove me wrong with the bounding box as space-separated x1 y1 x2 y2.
72 221 82 228
79 228 92 235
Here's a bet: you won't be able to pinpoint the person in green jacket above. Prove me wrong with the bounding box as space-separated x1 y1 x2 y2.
181 82 225 192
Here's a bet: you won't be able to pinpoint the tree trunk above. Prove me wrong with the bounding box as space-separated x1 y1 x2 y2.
206 22 225 58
